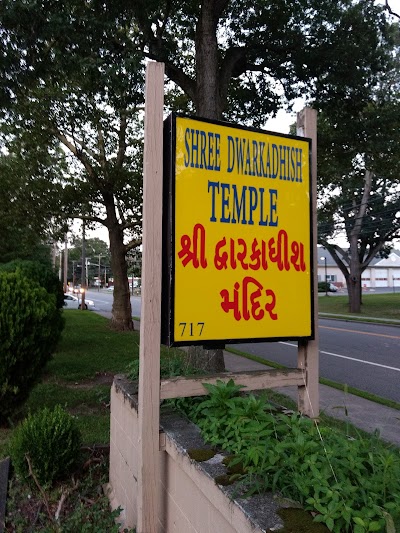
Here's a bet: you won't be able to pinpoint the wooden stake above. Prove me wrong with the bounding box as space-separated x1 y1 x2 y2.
296 108 320 418
137 61 165 533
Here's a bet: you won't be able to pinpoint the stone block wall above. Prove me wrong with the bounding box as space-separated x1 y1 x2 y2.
108 375 283 532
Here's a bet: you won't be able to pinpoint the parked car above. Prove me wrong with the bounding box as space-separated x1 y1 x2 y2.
318 282 338 293
63 293 95 310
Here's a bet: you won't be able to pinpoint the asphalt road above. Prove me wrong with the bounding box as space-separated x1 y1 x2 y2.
231 319 400 404
87 289 142 317
87 290 400 403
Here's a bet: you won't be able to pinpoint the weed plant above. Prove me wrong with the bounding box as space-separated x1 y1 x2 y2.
5 448 134 532
176 379 400 533
126 348 200 380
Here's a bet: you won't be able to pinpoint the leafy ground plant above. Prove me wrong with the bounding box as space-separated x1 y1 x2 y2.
126 343 199 381
5 447 134 532
178 379 400 533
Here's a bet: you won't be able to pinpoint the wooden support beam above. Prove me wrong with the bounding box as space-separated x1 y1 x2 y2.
296 107 320 419
137 61 165 533
160 368 304 400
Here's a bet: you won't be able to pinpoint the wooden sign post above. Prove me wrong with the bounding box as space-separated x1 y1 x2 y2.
137 61 165 533
296 107 319 418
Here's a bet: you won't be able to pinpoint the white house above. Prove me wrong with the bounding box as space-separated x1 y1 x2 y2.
317 247 400 289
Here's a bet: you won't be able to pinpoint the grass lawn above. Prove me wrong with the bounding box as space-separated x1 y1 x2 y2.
318 292 400 321
45 310 140 381
0 311 140 456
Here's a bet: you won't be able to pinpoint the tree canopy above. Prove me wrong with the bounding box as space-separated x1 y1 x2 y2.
1 0 146 328
0 148 66 263
123 0 390 122
316 22 400 311
0 0 394 330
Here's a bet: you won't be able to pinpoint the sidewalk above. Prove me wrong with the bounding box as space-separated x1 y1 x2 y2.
224 350 400 448
320 312 400 325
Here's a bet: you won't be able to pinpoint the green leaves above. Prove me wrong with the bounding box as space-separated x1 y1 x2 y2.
10 405 82 487
179 379 400 533
0 269 64 423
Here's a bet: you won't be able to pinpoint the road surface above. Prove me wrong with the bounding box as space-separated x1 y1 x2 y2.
231 319 400 403
87 290 400 403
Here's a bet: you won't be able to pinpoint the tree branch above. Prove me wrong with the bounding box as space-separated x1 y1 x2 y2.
219 46 247 107
163 63 196 102
320 241 350 280
349 170 374 240
97 125 107 171
56 127 99 163
156 0 173 41
26 454 54 523
361 242 385 269
126 238 142 252
116 110 127 167
214 0 230 19
121 217 141 231
52 129 103 189
385 0 400 19
62 211 107 226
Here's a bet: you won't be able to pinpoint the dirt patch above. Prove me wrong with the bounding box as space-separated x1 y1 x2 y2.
65 372 115 389
5 448 119 532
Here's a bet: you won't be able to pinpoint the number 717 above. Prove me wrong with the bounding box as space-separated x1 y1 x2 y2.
178 322 205 337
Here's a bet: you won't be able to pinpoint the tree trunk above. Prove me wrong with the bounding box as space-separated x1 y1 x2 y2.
186 0 226 372
346 170 373 313
186 346 226 373
195 0 222 119
105 199 133 331
347 234 362 313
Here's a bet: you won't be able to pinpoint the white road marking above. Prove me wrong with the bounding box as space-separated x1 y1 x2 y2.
279 342 400 372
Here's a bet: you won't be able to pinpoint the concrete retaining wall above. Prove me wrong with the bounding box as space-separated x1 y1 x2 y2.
108 375 284 532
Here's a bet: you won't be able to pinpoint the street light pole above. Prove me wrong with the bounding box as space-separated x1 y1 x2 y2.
98 254 102 292
322 257 328 296
85 257 91 288
72 260 77 287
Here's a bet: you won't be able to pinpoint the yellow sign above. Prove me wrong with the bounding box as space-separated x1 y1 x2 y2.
162 115 314 346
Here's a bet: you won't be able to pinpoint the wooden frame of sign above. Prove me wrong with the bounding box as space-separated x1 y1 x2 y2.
137 61 319 533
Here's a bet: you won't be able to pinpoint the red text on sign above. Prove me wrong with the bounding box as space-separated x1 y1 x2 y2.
220 276 278 321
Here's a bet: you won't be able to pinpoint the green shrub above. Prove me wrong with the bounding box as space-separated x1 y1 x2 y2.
0 259 65 308
0 270 64 423
10 405 81 487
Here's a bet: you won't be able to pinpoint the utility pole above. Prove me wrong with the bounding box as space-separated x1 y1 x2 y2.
81 221 86 310
85 258 91 288
58 247 62 282
72 261 77 288
63 234 68 293
321 256 328 296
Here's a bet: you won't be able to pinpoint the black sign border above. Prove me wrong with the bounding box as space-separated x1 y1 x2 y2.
161 113 315 348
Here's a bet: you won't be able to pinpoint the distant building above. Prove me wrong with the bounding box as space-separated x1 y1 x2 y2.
318 247 400 289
